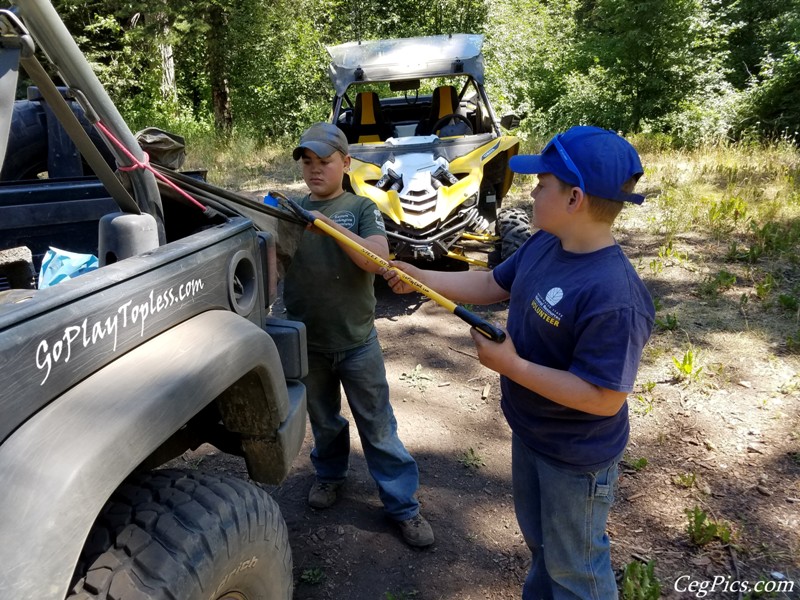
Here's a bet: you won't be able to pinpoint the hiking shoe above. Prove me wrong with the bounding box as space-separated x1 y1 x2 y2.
307 480 343 509
397 513 434 547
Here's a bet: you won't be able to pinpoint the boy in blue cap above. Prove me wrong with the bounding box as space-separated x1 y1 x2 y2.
383 126 655 597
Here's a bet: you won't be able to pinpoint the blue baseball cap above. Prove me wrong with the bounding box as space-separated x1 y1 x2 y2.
509 126 645 204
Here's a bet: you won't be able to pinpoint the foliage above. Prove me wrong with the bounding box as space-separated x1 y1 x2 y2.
632 381 657 415
672 348 703 382
626 456 649 471
32 0 800 143
621 560 662 600
698 270 737 298
342 0 488 41
685 506 732 546
655 313 679 331
708 196 750 239
651 84 741 149
225 0 330 137
484 0 581 137
577 0 727 133
722 0 800 88
673 472 697 488
459 447 485 469
738 43 800 140
786 330 800 354
299 566 325 585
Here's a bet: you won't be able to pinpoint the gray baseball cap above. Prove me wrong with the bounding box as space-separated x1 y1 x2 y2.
292 122 349 160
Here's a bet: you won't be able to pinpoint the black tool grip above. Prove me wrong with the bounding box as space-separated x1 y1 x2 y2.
454 306 506 343
284 196 316 224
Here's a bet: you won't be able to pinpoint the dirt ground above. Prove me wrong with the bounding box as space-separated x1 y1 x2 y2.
177 182 800 599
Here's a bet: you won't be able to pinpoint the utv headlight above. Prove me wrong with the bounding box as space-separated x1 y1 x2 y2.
462 193 478 208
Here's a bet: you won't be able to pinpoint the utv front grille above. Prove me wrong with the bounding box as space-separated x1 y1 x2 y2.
386 206 483 245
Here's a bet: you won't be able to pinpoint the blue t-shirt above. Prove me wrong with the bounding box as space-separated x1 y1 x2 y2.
493 230 655 471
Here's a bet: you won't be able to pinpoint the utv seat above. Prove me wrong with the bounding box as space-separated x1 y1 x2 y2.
349 92 392 143
415 85 472 136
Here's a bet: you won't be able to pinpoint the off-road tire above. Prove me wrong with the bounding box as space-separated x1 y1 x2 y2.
488 207 531 266
68 468 293 600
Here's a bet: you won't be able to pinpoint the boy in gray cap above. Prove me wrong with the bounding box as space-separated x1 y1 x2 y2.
283 122 434 547
384 126 655 595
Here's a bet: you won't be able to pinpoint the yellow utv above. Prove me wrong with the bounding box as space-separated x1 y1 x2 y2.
327 34 525 268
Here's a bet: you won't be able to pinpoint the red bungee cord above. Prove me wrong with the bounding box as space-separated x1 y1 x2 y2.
95 121 209 213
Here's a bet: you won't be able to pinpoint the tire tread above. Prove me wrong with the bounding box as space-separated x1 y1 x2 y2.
69 469 292 600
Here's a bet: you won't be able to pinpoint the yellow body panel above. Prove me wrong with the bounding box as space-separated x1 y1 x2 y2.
348 135 519 229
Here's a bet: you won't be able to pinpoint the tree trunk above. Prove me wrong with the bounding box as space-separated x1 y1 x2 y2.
153 3 177 105
207 3 233 136
159 41 177 103
159 41 176 103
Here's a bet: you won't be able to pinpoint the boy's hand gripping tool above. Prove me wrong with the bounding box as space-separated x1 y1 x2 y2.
282 195 506 343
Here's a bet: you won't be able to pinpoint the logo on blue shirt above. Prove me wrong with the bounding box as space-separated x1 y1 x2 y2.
531 288 565 327
545 287 564 305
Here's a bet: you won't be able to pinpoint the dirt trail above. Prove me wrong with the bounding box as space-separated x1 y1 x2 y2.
179 185 799 599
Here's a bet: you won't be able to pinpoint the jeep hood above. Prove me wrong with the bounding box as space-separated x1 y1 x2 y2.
327 34 485 96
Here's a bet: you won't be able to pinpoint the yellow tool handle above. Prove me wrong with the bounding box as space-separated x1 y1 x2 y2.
311 218 459 311
282 197 504 343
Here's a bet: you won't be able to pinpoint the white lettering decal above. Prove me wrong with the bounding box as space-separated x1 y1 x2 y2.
36 278 205 385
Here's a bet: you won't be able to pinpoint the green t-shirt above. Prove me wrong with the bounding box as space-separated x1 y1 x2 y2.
283 191 387 352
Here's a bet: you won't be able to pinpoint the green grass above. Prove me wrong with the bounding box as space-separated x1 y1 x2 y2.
632 138 800 240
685 506 733 546
299 566 325 585
192 130 800 385
672 472 697 488
621 560 661 600
181 132 300 191
672 347 703 382
459 447 486 469
625 456 649 471
160 131 800 600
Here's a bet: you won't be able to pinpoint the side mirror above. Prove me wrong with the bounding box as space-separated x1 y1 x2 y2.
500 113 521 130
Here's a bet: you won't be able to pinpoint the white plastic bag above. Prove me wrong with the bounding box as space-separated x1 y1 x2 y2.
38 247 98 289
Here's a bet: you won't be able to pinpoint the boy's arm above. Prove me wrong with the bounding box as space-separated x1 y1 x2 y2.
469 329 628 417
383 261 509 305
308 211 389 273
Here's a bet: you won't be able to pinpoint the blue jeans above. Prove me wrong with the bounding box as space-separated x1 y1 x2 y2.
512 433 620 600
303 332 420 521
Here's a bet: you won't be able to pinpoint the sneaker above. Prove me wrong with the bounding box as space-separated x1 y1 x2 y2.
397 513 434 547
307 480 343 509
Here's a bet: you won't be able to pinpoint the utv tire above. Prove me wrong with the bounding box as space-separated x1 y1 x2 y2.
489 207 531 266
68 468 293 600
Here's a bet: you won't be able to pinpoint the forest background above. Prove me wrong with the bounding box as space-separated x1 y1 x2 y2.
27 0 800 150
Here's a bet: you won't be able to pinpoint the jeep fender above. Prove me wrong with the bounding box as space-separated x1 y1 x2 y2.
0 310 306 600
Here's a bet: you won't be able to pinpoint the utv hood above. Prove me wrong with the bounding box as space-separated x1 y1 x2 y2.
347 133 497 168
327 34 485 96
